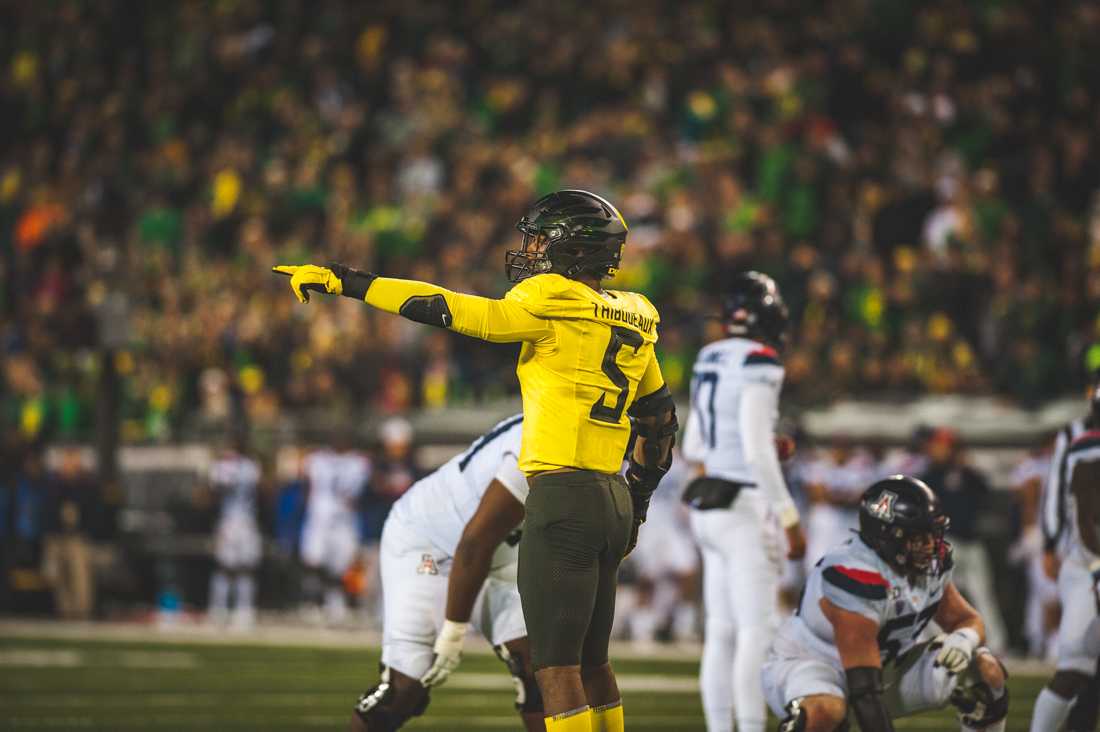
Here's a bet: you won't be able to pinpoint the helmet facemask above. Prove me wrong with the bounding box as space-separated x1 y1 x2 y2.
883 517 951 579
505 219 557 282
506 190 627 284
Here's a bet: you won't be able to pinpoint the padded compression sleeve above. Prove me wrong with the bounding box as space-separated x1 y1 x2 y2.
739 381 799 527
846 666 894 732
364 277 552 343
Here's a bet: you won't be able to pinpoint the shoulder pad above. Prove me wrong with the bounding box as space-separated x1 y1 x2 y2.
744 344 781 367
504 273 579 315
1069 430 1100 453
822 564 890 600
619 290 660 323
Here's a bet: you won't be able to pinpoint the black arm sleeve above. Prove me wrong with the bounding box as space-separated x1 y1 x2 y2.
328 262 378 301
846 666 894 732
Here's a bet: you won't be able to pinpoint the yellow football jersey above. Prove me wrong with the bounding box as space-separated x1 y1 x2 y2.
363 273 666 474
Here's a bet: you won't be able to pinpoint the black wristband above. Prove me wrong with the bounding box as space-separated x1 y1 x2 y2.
327 262 377 301
846 666 894 732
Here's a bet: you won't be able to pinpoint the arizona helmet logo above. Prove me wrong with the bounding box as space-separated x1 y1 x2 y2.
868 490 898 521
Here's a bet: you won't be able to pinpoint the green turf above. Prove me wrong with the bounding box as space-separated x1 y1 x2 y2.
0 635 1044 730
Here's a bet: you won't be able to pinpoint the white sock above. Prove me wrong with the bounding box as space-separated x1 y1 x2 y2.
324 585 347 623
232 574 256 627
732 627 771 732
1029 687 1074 732
235 574 255 612
208 570 230 618
700 620 735 732
630 605 660 643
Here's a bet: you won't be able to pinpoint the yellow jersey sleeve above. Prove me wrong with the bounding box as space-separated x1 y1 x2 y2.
635 350 667 402
364 276 553 343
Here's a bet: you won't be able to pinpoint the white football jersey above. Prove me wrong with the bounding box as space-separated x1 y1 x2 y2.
1043 418 1090 557
683 336 784 484
304 449 370 520
775 536 951 671
210 452 260 520
389 414 527 559
1064 429 1100 561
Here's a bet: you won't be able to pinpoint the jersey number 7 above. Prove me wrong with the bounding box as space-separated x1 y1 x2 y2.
590 326 644 424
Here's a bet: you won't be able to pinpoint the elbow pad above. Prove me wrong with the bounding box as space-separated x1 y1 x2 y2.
845 666 894 732
399 294 454 328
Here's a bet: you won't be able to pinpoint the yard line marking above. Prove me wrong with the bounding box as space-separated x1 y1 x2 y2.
0 649 82 667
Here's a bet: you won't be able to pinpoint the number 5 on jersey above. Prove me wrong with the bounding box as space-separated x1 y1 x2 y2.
590 326 644 424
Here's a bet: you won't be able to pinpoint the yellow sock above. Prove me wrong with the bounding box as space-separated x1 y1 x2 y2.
591 700 624 732
544 706 593 732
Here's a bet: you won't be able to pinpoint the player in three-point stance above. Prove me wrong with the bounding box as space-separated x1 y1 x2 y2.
350 414 543 731
1029 379 1100 731
763 475 1009 732
681 271 807 732
276 189 678 732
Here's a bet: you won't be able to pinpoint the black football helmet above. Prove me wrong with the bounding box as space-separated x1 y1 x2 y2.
859 475 951 577
723 271 789 348
506 190 628 283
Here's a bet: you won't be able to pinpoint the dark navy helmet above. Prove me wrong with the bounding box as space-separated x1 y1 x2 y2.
723 271 789 348
859 475 951 577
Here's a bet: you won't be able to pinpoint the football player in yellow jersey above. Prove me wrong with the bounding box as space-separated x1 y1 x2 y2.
275 190 677 732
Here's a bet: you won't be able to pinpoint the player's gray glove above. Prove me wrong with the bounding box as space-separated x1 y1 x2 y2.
420 620 467 688
932 628 979 675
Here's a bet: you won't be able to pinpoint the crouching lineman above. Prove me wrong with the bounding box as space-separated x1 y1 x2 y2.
763 476 1009 732
1029 380 1100 732
351 414 542 731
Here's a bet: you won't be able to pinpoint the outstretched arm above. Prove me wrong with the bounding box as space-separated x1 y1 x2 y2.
274 263 551 343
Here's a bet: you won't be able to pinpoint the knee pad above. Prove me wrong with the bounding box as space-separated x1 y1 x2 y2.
353 665 429 731
949 652 1009 729
493 644 543 714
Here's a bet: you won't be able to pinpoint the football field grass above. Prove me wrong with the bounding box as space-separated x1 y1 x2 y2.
0 631 1046 730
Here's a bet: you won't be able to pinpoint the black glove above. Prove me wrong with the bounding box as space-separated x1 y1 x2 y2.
625 457 663 524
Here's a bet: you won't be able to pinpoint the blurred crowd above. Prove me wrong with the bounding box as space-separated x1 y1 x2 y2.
3 0 1100 447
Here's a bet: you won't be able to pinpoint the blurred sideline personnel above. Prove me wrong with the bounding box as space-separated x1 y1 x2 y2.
763 476 1009 732
620 447 699 646
1007 447 1058 661
352 414 542 732
300 435 370 625
919 429 1008 653
802 438 876 574
275 189 678 732
681 271 806 732
206 435 262 628
1030 379 1100 732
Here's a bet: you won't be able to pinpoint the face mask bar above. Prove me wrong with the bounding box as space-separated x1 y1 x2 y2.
893 520 951 576
505 222 553 282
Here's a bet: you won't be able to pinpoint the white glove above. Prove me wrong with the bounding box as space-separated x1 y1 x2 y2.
933 628 980 675
420 620 468 688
